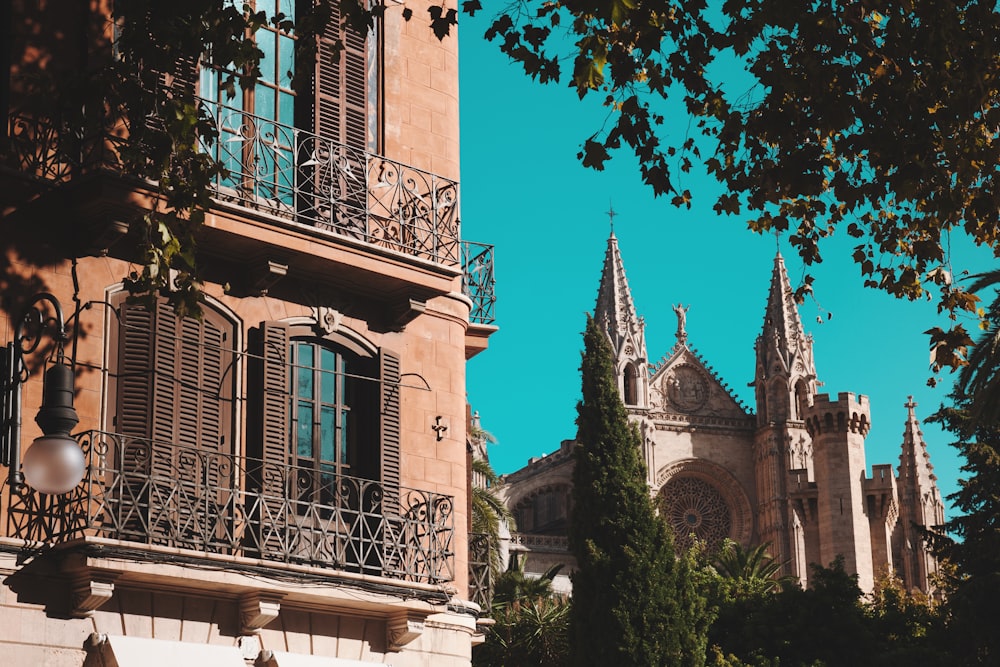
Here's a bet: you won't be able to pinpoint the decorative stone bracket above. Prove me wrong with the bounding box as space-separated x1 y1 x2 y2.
71 577 116 618
387 611 425 652
240 592 284 634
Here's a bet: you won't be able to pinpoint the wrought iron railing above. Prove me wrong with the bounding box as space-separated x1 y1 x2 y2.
199 98 461 265
4 431 455 584
461 241 496 326
468 531 493 610
5 105 465 267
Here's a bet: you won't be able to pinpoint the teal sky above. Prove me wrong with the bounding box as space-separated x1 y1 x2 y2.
456 13 995 513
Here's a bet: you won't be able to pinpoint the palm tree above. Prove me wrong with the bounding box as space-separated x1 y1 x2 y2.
471 456 514 550
958 269 1000 425
714 540 790 596
468 420 514 606
492 558 563 606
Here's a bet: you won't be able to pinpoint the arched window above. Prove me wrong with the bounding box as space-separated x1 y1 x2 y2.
249 321 400 511
623 363 638 405
794 379 809 420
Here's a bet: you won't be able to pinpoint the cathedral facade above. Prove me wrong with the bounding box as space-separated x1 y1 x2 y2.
498 232 944 594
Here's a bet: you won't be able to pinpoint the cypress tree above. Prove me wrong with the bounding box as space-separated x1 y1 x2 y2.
569 315 709 666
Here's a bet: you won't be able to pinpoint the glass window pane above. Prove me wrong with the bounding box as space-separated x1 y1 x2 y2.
278 90 294 127
257 28 276 85
296 344 313 400
256 84 276 122
320 406 335 462
320 348 338 404
296 402 313 459
279 35 294 88
340 408 350 464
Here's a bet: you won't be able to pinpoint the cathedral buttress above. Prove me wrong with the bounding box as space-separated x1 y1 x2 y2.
595 231 649 409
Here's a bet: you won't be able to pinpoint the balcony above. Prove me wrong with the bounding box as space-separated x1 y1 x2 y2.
3 104 495 324
3 431 455 587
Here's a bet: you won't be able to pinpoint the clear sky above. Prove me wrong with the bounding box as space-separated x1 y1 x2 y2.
456 13 995 513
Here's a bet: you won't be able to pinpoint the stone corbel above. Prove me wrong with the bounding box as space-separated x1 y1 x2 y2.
250 260 289 296
240 592 284 634
392 298 426 330
386 611 425 652
71 578 116 618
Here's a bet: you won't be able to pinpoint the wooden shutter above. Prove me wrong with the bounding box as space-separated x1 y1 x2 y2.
315 3 369 150
247 321 290 555
379 348 401 512
114 297 234 544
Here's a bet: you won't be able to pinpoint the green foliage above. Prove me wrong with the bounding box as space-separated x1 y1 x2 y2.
956 270 1000 424
866 574 948 666
713 541 791 598
709 558 950 666
927 394 1000 665
569 315 710 666
469 1 1000 364
474 594 571 667
492 560 562 607
476 558 568 666
471 456 514 577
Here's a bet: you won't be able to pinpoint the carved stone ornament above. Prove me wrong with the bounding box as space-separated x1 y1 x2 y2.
665 364 709 412
301 287 348 335
314 305 342 335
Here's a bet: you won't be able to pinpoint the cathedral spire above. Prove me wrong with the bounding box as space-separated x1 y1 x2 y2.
763 252 807 356
594 231 648 408
896 397 945 590
754 252 818 423
897 397 943 511
594 231 644 354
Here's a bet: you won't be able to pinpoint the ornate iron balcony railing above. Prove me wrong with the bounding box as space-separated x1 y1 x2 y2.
5 105 466 267
199 98 461 265
461 241 496 326
4 431 455 584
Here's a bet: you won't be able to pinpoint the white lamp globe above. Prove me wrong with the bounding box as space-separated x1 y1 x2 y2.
22 434 87 495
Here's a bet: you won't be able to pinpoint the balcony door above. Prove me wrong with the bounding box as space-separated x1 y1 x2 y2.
198 0 374 225
247 320 400 570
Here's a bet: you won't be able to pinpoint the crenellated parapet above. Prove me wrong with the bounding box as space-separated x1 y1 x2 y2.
804 392 871 436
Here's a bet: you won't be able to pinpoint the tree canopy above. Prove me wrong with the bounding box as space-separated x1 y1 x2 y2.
467 0 1000 370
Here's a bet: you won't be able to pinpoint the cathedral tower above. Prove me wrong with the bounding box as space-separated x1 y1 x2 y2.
594 231 648 409
805 393 875 592
752 253 819 580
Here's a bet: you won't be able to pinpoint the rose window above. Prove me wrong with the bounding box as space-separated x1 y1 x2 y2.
659 476 732 552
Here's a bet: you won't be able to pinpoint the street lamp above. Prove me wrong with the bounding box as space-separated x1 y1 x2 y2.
4 293 85 495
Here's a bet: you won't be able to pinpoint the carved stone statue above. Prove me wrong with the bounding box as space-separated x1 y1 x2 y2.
673 304 689 341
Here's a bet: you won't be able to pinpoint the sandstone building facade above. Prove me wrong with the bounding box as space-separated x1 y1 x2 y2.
1 2 495 665
499 232 943 594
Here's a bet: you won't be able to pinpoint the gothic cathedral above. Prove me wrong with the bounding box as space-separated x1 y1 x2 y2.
498 232 945 594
